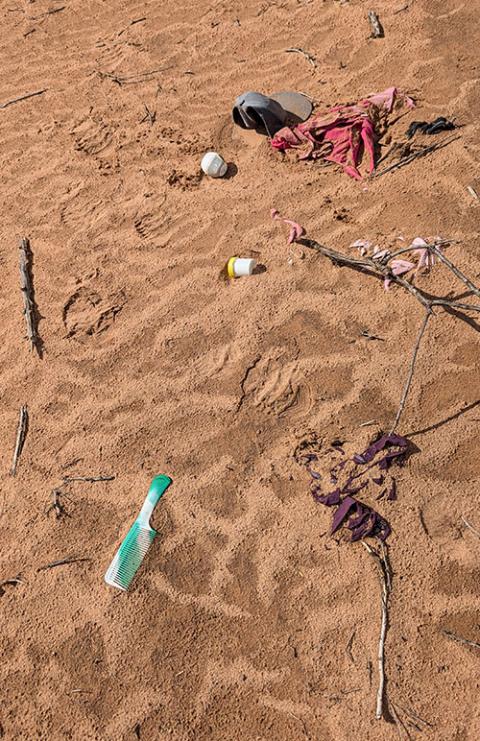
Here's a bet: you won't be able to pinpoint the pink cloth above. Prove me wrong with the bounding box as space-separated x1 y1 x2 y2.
271 87 414 180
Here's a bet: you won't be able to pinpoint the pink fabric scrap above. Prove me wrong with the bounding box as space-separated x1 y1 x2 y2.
271 208 305 244
271 87 415 180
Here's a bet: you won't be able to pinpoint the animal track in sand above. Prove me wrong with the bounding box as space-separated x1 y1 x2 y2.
62 287 125 339
70 115 113 157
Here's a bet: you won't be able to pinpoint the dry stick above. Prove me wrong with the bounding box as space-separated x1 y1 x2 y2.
374 136 459 177
368 10 384 38
19 238 41 355
363 542 391 720
285 47 317 69
428 244 480 301
10 405 28 476
0 89 46 109
461 516 480 539
37 556 90 572
442 630 480 650
63 474 115 483
390 312 431 434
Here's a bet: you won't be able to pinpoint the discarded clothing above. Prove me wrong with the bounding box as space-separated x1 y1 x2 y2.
406 116 455 139
271 86 414 180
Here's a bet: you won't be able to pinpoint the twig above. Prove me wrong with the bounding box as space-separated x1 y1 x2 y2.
140 104 156 124
374 136 459 177
461 516 480 539
10 405 28 476
362 542 391 720
390 311 431 434
37 556 90 572
46 488 71 519
97 67 172 86
442 630 480 650
393 4 409 13
346 630 356 663
62 474 115 483
27 6 65 20
285 47 317 69
19 238 42 355
428 244 480 301
467 185 478 200
368 11 384 38
0 89 46 109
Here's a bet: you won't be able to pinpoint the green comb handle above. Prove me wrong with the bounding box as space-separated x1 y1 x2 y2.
137 474 172 527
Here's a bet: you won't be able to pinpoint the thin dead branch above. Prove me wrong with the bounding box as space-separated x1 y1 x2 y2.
368 11 384 38
19 237 42 355
46 488 71 519
299 234 480 432
0 89 46 109
390 311 431 433
374 136 459 177
362 541 391 720
285 47 317 69
461 516 480 539
97 67 172 86
63 475 115 483
10 405 28 476
442 630 480 650
37 556 90 572
428 244 480 301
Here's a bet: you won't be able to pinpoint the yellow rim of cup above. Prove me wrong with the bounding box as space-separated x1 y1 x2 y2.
227 256 238 279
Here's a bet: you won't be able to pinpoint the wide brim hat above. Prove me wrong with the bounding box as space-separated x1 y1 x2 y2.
233 91 313 137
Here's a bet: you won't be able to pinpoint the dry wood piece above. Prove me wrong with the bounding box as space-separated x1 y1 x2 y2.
390 311 430 433
362 542 392 720
374 136 459 177
467 185 479 200
10 405 29 476
368 10 384 38
462 516 480 539
19 238 42 355
442 630 480 650
299 234 480 431
46 489 70 519
285 47 317 69
37 556 90 572
63 474 115 483
0 89 46 109
0 575 23 597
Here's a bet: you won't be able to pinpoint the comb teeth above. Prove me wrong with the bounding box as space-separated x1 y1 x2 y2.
105 524 156 591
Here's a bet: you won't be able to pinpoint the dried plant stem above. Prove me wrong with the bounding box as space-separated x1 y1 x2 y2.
428 244 480 301
442 630 480 650
363 542 392 720
37 556 90 572
374 136 458 177
19 238 42 355
390 312 431 434
285 47 317 69
299 235 480 432
461 516 480 539
63 474 115 483
10 405 28 476
0 89 46 109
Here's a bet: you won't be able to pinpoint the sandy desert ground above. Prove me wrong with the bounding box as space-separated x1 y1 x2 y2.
1 0 480 739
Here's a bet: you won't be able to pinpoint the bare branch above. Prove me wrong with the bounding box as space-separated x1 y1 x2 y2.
10 405 28 476
390 312 431 434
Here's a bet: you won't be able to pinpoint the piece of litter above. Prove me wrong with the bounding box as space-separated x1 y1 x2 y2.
271 87 414 180
201 151 228 178
227 257 257 278
271 209 305 244
105 475 172 591
406 116 455 139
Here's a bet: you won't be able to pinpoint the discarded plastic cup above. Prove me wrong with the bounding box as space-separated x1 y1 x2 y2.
227 256 257 278
201 151 228 178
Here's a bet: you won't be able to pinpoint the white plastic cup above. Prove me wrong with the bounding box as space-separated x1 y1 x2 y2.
227 257 257 278
201 151 228 178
